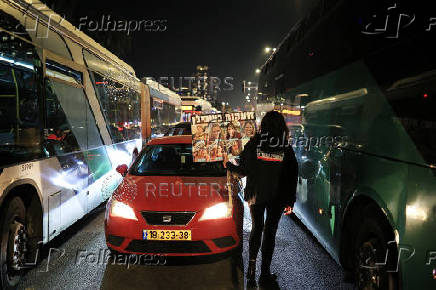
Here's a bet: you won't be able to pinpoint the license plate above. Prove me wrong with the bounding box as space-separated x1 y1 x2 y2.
143 230 191 241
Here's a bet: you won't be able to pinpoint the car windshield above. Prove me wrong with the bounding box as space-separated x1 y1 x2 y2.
130 144 226 177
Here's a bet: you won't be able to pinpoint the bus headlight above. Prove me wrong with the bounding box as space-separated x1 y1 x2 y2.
199 202 232 221
110 200 137 221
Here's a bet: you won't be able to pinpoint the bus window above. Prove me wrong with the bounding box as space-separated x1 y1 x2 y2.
366 36 436 165
0 31 42 168
387 76 436 165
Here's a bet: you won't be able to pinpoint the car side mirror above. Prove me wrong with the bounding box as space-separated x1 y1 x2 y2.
116 164 128 176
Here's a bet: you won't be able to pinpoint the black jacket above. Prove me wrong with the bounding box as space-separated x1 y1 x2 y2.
227 134 298 206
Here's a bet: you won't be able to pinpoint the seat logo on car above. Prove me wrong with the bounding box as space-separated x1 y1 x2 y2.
162 215 172 223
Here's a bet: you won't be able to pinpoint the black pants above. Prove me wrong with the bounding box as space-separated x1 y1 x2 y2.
249 202 283 274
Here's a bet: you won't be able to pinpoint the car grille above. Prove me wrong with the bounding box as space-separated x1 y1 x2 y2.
126 240 211 253
141 211 195 226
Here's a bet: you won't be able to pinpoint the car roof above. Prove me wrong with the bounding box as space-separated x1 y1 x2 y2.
148 135 193 145
164 122 192 136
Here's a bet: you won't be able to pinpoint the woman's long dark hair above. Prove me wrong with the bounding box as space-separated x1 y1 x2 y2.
258 110 289 150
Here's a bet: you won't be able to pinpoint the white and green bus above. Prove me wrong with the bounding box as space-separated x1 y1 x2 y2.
259 0 436 289
0 1 149 288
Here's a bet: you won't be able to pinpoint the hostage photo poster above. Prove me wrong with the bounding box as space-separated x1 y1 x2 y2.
191 111 256 162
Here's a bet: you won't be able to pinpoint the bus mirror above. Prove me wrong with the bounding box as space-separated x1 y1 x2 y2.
116 164 128 176
300 160 318 179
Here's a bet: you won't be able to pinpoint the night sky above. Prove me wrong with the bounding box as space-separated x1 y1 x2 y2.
57 0 319 107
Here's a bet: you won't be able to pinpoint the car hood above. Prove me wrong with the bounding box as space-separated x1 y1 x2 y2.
115 174 229 212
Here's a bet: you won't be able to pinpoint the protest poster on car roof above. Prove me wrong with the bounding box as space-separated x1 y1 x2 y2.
191 112 256 162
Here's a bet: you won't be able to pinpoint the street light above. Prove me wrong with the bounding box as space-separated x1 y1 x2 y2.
264 47 276 54
255 68 261 74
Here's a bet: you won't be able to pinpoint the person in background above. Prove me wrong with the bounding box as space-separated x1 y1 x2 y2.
225 111 298 286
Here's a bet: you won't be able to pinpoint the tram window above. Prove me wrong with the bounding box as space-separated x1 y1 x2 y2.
150 99 161 135
168 104 177 123
0 30 43 167
90 71 141 143
44 80 81 156
46 59 82 85
162 102 171 125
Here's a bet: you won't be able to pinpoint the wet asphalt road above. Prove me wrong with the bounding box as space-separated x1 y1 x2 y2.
18 204 354 290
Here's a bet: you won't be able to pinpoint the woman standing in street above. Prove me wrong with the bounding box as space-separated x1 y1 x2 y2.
226 111 298 286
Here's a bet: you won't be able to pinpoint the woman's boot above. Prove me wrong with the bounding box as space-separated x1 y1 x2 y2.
247 259 256 284
259 259 278 286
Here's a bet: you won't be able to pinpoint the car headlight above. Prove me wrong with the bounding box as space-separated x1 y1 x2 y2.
110 200 137 221
199 202 232 221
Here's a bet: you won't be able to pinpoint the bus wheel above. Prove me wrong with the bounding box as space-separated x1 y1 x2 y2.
353 206 398 290
0 197 27 290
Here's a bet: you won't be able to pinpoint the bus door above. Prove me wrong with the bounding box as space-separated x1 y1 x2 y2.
316 144 344 252
314 125 350 253
298 123 342 250
296 125 326 236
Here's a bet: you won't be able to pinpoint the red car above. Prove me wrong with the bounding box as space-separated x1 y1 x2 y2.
105 135 243 256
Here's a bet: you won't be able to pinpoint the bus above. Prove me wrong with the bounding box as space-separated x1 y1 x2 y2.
258 0 436 289
0 1 151 288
